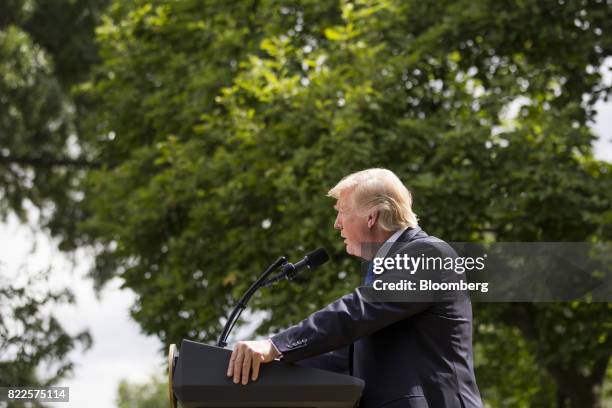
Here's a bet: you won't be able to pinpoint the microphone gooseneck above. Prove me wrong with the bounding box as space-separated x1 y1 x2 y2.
217 248 329 347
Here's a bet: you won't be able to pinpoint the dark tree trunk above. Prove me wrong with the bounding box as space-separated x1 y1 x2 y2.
551 356 608 408
498 304 610 408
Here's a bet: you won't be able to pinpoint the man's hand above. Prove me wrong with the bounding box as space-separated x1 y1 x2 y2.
227 339 280 385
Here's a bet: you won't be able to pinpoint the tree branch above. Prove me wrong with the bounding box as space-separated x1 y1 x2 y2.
0 152 101 169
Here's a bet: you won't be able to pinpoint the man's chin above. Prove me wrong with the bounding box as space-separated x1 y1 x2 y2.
345 245 360 258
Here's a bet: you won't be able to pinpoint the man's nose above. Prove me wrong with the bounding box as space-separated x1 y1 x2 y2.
334 214 341 230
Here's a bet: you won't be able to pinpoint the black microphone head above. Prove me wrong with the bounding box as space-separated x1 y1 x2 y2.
306 248 330 269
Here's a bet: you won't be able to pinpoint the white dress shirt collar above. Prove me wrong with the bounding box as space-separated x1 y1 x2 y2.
374 227 408 260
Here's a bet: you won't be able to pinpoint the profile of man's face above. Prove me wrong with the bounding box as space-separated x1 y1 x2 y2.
334 191 369 258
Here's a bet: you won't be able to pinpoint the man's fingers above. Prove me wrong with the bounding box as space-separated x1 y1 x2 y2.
227 348 237 377
241 351 252 385
251 353 262 381
227 340 272 385
232 347 245 384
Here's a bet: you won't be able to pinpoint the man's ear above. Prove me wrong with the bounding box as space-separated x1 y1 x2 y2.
367 210 379 229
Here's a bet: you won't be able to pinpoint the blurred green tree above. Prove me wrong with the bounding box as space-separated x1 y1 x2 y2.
116 374 167 408
0 271 92 391
0 0 108 242
0 0 106 391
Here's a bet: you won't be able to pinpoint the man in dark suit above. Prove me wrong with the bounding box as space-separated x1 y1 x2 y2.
227 168 483 408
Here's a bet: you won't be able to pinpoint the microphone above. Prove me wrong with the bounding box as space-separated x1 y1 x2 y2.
282 248 330 280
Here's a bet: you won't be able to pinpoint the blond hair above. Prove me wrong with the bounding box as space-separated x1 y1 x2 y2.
328 168 418 231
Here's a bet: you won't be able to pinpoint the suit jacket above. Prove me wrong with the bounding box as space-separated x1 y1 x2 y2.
271 227 483 408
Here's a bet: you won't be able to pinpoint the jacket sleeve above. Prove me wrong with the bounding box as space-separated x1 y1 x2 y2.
292 346 350 374
270 283 432 363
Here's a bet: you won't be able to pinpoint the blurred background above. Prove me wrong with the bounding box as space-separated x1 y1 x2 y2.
1 0 611 407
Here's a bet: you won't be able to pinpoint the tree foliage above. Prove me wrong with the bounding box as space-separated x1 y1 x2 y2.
116 374 167 408
0 271 92 387
0 0 108 245
1 0 612 406
0 0 105 392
